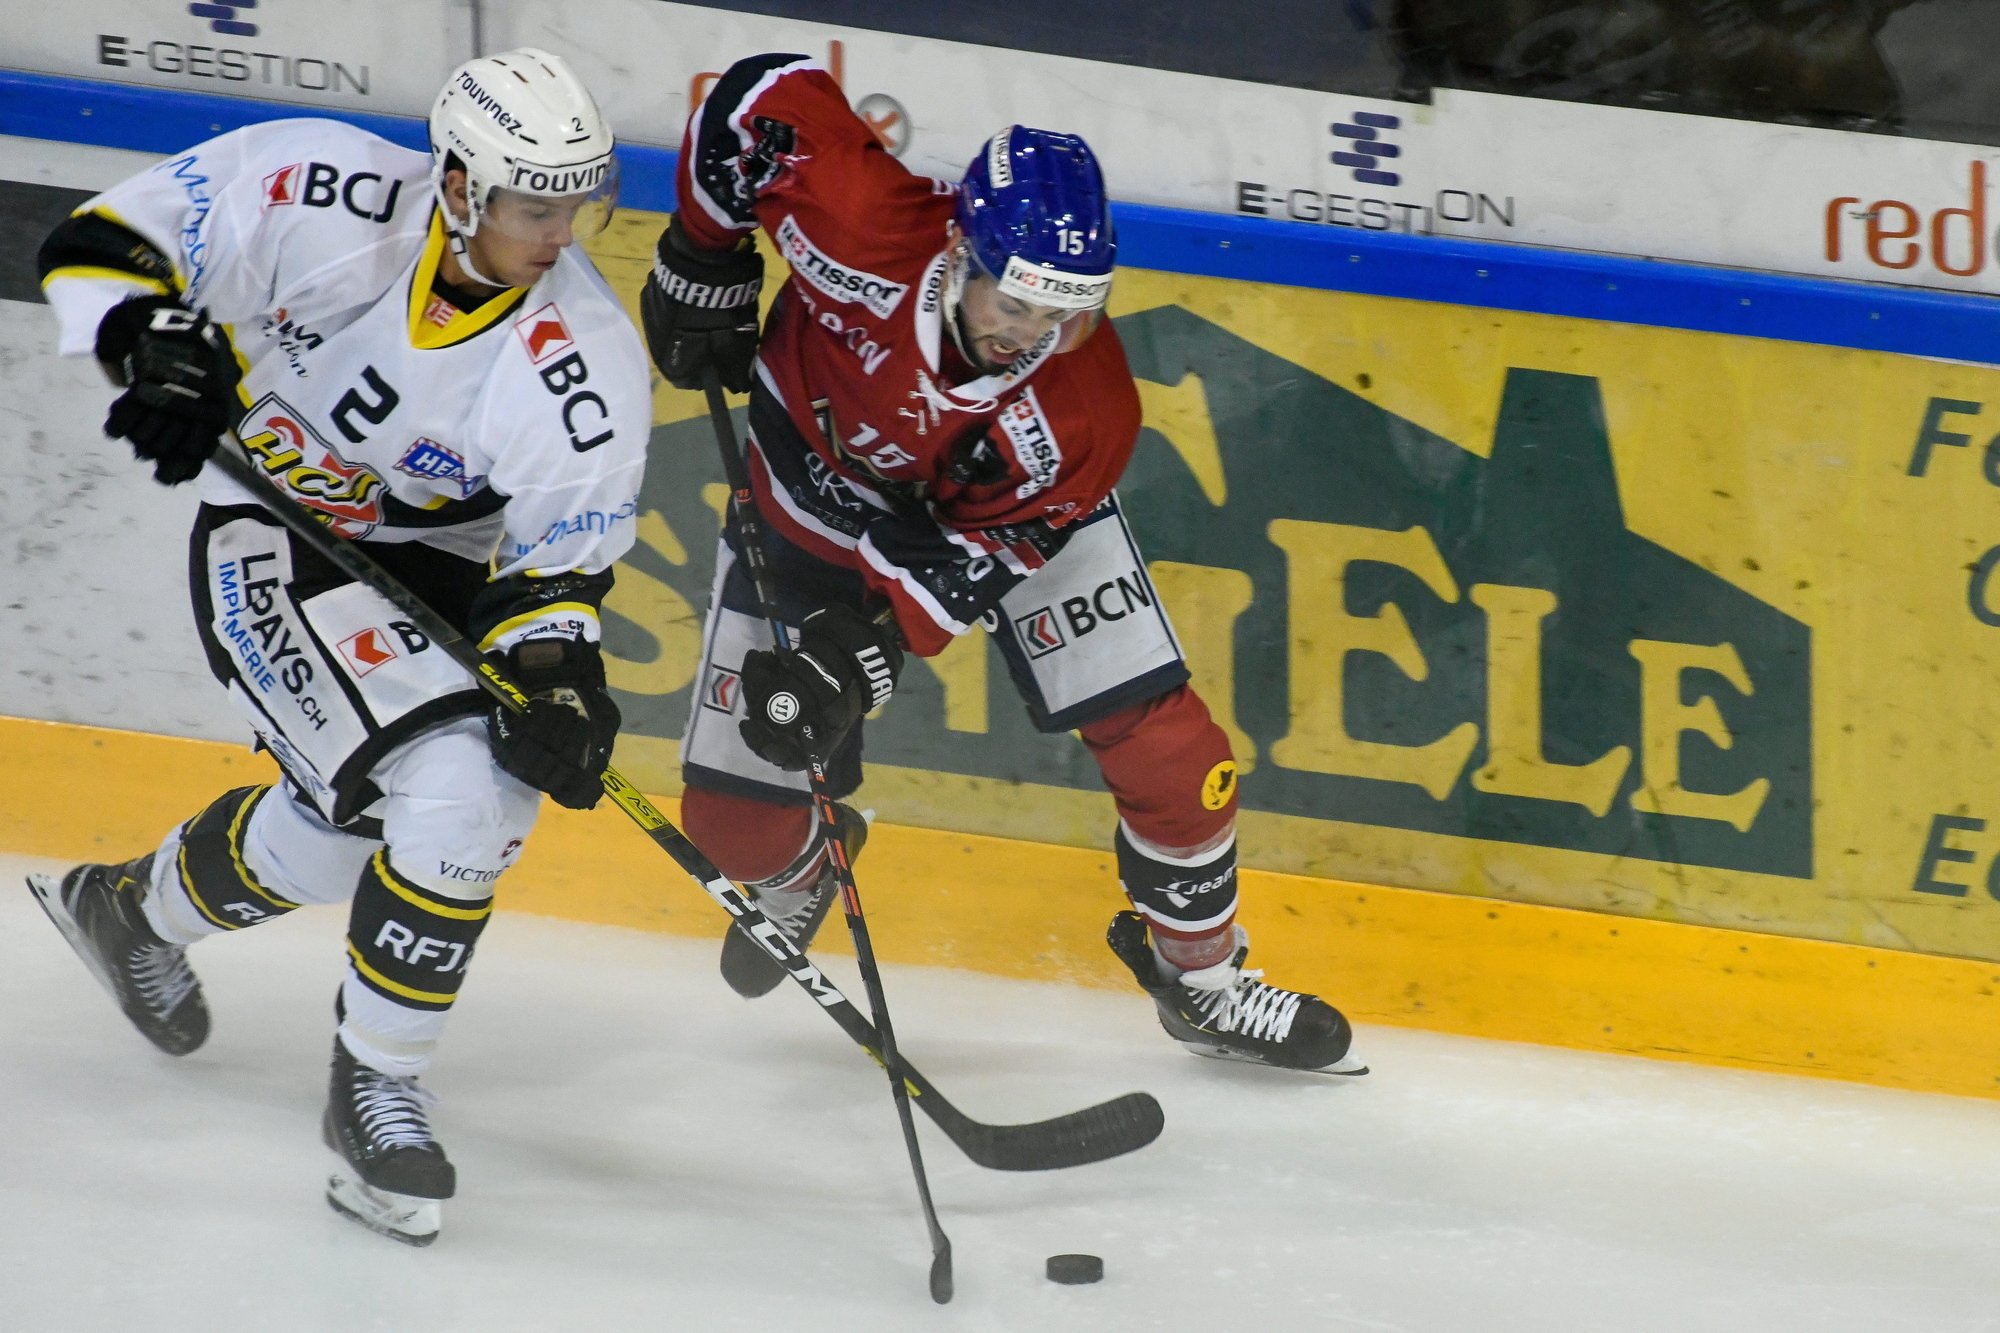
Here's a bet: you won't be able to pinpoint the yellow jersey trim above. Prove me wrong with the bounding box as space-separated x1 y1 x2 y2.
40 266 172 296
406 210 527 351
476 603 602 653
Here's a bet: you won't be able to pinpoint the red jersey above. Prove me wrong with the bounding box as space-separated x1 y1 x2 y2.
678 54 1141 655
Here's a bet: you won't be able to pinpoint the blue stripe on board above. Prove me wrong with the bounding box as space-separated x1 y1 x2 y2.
6 68 1998 363
1117 201 2000 363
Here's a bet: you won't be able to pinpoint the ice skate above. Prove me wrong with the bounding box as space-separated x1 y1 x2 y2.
719 802 870 998
323 1037 455 1246
1108 911 1367 1075
26 855 210 1056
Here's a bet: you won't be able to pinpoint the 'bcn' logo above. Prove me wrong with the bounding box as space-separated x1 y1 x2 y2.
1015 607 1065 659
188 1 257 37
1016 572 1156 660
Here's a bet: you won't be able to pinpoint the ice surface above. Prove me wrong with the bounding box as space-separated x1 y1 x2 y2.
4 849 1998 1333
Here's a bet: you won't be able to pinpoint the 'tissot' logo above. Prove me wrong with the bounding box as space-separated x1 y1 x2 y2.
1330 112 1400 187
777 215 909 319
188 1 257 37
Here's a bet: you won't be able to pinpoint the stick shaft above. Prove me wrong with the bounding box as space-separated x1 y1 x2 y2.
700 379 952 1300
209 439 1158 1181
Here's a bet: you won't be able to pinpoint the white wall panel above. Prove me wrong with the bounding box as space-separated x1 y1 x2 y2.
8 0 471 118
0 297 244 740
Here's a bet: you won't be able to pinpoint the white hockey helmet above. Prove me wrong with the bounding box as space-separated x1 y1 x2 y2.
428 47 618 246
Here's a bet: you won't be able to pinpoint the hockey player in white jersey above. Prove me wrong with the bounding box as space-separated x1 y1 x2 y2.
28 49 651 1245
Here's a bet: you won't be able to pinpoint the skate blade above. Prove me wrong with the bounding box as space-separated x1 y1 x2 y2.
25 873 122 1004
1184 1040 1371 1077
326 1166 441 1246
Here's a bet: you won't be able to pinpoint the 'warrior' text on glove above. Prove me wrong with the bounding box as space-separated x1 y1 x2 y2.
639 212 764 394
738 606 904 771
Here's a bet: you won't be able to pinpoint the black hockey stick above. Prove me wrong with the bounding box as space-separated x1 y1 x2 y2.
699 373 952 1301
208 442 1163 1180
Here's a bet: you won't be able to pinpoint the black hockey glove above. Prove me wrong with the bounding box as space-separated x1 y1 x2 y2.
640 212 764 393
485 637 622 810
739 606 904 771
94 295 243 486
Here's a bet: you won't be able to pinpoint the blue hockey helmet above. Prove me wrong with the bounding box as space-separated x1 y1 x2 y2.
955 126 1115 313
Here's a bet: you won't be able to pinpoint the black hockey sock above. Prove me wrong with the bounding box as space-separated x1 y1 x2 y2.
343 851 492 1017
1112 823 1240 974
168 785 302 932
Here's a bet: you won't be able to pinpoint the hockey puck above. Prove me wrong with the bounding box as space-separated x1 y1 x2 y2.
1045 1253 1104 1285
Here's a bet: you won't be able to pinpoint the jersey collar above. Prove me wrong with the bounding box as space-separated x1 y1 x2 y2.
406 209 529 350
913 250 1058 406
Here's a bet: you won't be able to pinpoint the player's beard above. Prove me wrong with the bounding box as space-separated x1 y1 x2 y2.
948 304 1024 377
947 303 995 375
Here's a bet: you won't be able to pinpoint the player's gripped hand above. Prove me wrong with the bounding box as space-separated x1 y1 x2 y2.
94 295 243 486
640 212 764 394
484 637 622 810
738 605 904 771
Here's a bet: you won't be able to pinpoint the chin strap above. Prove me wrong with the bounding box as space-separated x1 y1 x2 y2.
430 181 508 290
445 226 508 290
941 247 980 366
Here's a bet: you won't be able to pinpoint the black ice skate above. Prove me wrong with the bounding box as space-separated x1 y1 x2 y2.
1108 911 1367 1075
719 802 870 999
323 1037 456 1246
26 855 210 1056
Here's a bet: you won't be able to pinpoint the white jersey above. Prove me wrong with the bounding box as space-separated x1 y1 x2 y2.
42 117 651 651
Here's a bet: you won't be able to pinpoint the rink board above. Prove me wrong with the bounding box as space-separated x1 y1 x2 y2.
6 714 1998 1101
605 223 2000 975
11 77 2000 1097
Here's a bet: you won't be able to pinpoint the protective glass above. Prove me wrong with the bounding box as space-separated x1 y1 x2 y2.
480 158 620 245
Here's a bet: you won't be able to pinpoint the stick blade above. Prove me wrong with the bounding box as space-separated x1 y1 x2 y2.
930 1089 1165 1172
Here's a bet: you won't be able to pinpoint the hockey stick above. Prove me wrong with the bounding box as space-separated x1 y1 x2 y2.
698 373 951 1301
208 441 1163 1179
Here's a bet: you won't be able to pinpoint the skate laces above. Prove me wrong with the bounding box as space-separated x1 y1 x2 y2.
761 876 829 933
350 1068 441 1151
1180 964 1303 1044
126 943 198 1015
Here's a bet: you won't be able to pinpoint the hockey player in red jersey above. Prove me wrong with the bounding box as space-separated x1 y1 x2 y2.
642 53 1363 1073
